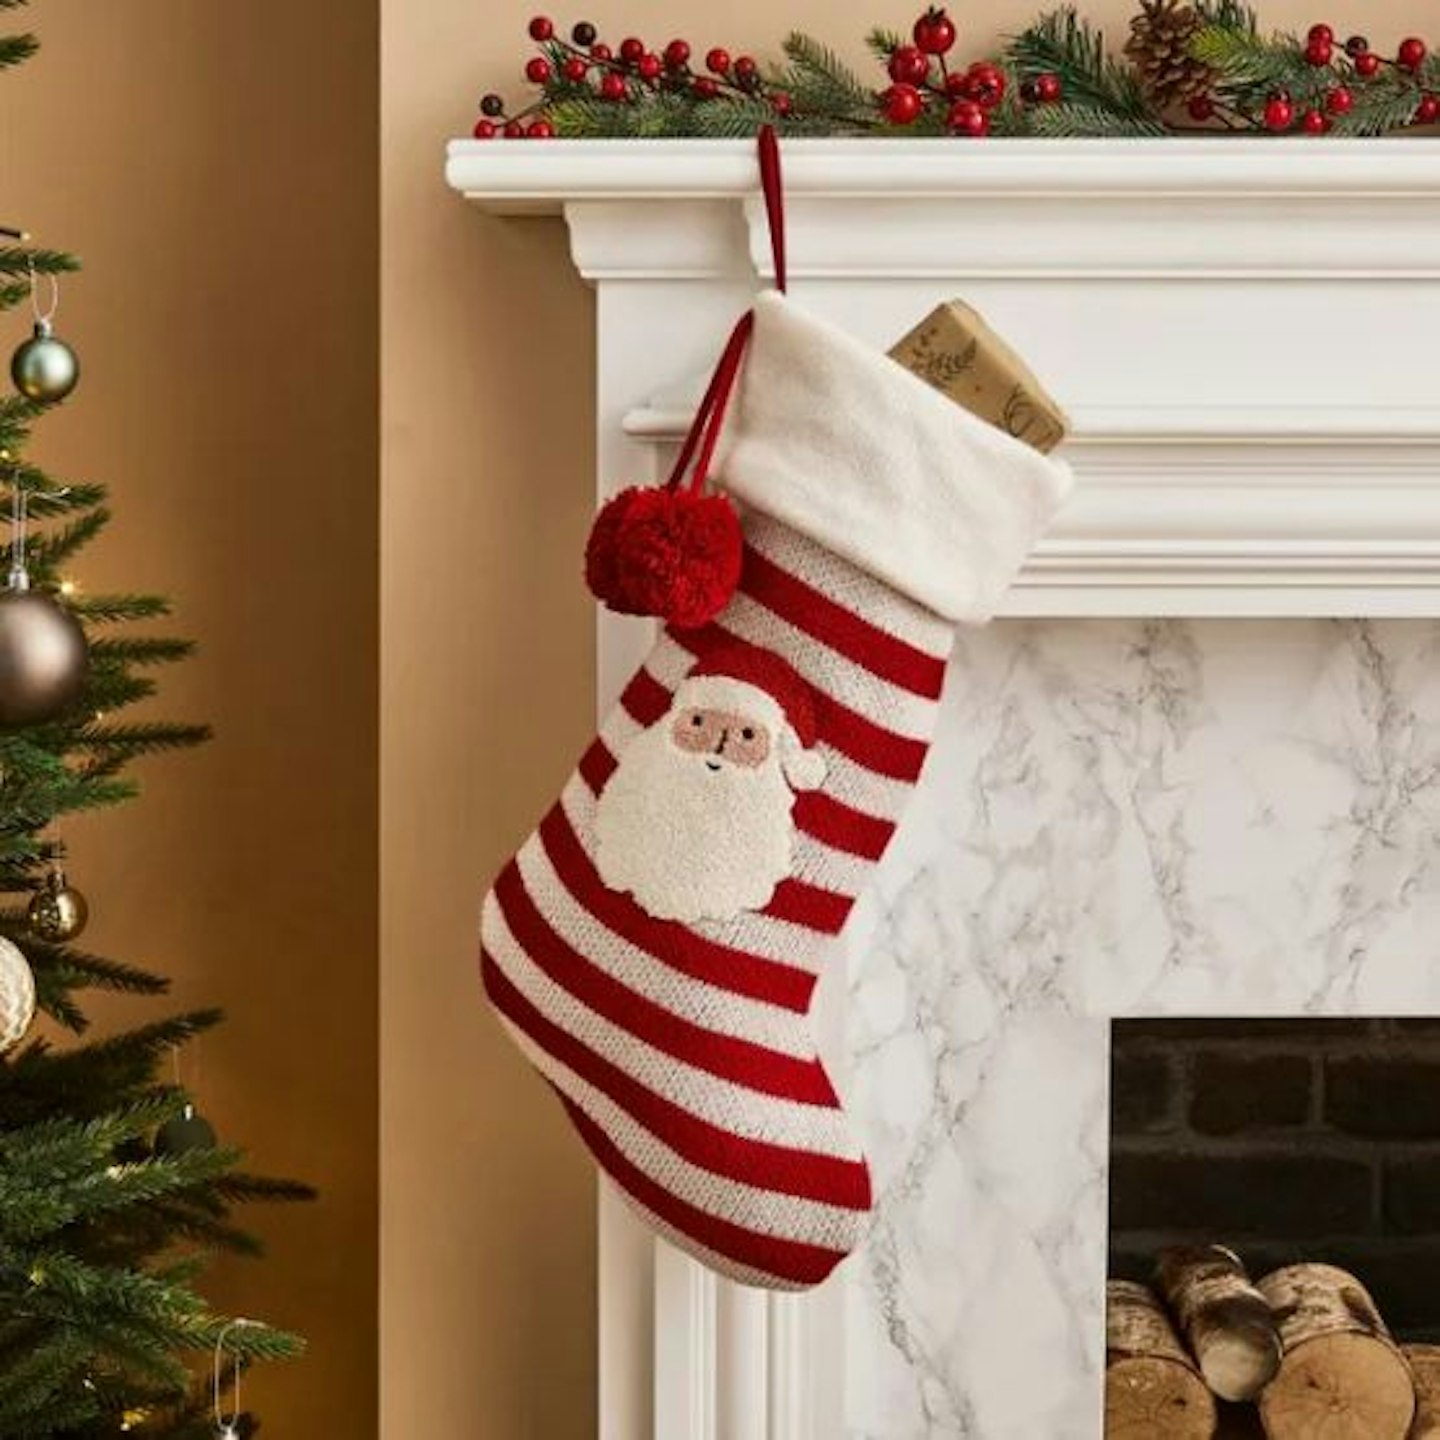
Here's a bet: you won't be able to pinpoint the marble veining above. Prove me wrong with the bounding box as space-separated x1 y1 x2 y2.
839 620 1440 1440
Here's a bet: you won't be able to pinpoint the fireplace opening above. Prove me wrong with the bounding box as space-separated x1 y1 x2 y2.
1107 1018 1440 1436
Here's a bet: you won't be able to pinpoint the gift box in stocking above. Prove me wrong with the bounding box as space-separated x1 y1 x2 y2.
479 279 1073 1290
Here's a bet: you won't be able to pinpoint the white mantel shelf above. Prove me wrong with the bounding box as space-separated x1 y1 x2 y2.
449 137 1440 619
450 138 1440 1440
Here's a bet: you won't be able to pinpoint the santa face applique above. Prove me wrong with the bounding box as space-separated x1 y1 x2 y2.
595 648 825 923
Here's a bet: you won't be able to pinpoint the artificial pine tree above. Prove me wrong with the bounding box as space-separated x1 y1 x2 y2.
0 5 310 1434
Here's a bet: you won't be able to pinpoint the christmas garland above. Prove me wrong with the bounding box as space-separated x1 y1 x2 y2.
473 5 1440 139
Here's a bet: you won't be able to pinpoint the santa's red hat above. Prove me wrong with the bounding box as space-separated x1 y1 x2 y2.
677 646 825 790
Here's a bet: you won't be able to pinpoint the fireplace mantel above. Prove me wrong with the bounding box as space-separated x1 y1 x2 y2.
449 138 1440 620
447 137 1440 1440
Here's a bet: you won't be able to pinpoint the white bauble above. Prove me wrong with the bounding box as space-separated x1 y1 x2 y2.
0 936 36 1052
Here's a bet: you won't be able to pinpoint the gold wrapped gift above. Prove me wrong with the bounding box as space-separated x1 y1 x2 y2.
888 299 1069 455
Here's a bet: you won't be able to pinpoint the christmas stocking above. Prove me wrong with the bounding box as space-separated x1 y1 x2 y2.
479 285 1073 1290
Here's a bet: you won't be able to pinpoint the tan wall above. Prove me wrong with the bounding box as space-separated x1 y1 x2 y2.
4 2 378 1432
382 2 1424 1436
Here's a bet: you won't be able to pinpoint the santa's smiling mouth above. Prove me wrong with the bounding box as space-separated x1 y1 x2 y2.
705 760 722 772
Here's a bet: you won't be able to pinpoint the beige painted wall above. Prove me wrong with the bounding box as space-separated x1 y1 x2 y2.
4 2 377 1431
383 2 1424 1436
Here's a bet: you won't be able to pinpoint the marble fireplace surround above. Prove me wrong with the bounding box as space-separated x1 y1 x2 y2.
446 139 1440 1439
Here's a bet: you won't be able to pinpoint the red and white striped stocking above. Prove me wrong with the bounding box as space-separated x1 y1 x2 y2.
480 283 1072 1289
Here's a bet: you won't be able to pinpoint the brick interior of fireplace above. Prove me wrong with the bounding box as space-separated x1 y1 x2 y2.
1109 1018 1440 1342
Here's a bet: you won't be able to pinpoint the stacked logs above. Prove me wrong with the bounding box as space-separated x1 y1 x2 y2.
1107 1247 1437 1438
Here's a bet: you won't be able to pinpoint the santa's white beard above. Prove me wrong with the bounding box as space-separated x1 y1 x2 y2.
594 723 798 923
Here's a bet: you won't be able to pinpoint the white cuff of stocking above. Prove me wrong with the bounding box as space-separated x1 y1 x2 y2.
716 291 1074 625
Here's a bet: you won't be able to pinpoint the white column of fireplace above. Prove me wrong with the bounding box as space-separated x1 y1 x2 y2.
447 138 1440 1440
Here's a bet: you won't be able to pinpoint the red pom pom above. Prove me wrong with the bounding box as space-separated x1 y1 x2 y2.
585 485 742 629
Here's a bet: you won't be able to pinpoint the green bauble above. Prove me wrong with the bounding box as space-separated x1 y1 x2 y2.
154 1103 217 1156
10 320 80 404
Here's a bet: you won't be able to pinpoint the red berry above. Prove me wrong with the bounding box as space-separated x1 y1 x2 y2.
947 98 989 135
1034 72 1063 103
1325 85 1353 113
664 38 691 69
619 36 645 63
1187 94 1215 120
525 56 552 83
1304 38 1333 66
693 76 720 99
637 53 662 81
1264 95 1294 129
883 82 924 124
965 62 1006 108
527 118 555 138
590 41 612 61
1398 37 1428 70
528 15 554 41
913 7 957 55
706 48 731 74
562 56 588 82
503 119 526 137
770 91 794 116
1307 23 1334 45
888 45 930 85
1354 51 1381 76
599 71 628 100
945 71 969 96
1300 107 1329 133
1418 93 1440 123
472 118 498 138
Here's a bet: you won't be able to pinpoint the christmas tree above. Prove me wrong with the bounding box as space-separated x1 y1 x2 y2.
0 4 309 1434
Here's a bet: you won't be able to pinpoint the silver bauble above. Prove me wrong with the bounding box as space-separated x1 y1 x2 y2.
0 587 89 727
0 935 36 1053
28 867 89 943
10 320 80 404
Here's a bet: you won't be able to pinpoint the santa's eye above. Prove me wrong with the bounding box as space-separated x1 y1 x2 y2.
690 714 703 727
741 727 755 741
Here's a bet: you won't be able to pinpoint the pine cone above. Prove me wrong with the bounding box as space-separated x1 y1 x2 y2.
1125 0 1214 107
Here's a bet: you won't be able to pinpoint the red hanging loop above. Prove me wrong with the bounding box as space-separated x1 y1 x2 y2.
757 124 787 294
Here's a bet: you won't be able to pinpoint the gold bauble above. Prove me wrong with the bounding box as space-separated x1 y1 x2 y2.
0 586 89 727
28 866 88 943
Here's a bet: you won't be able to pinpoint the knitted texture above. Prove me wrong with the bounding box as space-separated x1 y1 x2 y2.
481 511 951 1288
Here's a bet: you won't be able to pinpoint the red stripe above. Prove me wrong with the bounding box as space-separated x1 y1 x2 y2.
482 949 871 1209
763 878 853 935
539 804 816 1013
578 738 617 794
793 790 895 861
620 668 671 726
674 625 929 782
494 860 838 1105
559 1093 852 1288
740 546 947 700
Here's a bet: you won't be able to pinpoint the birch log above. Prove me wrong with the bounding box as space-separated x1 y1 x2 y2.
1106 1279 1216 1440
1157 1245 1283 1402
1256 1264 1414 1440
1404 1344 1440 1438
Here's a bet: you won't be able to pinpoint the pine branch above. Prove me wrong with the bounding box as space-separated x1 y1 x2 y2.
779 31 872 119
1005 7 1157 121
1025 100 1168 135
865 27 906 61
0 246 76 277
1193 0 1259 32
1191 23 1312 100
0 31 37 70
1330 78 1432 136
